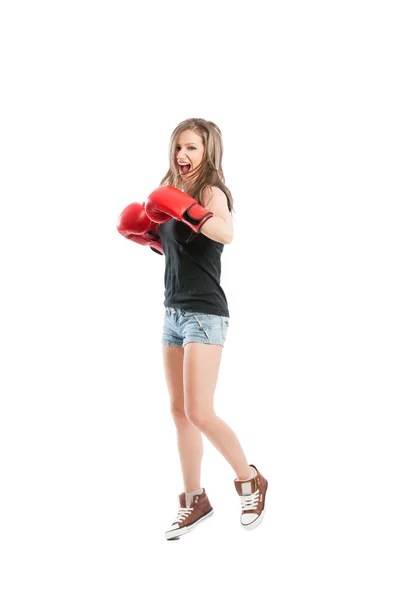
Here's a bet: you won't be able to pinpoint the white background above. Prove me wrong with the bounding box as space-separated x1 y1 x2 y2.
1 0 397 598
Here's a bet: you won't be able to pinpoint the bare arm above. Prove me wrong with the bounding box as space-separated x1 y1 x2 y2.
199 187 234 244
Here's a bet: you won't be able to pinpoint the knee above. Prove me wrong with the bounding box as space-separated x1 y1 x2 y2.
186 406 216 430
170 403 189 424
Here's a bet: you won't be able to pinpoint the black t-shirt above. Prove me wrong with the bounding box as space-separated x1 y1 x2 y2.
159 218 230 317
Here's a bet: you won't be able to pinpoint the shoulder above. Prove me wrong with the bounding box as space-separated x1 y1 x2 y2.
202 186 231 219
202 185 227 205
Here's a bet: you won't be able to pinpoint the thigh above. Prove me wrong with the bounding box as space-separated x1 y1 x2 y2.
183 342 223 417
162 345 185 415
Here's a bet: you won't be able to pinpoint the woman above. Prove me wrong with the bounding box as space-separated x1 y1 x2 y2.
117 118 268 541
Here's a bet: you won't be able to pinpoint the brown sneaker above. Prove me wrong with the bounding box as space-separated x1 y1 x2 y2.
165 488 214 540
234 464 268 530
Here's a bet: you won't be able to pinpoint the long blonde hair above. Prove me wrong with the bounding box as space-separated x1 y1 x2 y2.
160 118 235 214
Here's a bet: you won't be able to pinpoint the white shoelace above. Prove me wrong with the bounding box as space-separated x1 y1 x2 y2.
174 507 193 524
240 489 260 510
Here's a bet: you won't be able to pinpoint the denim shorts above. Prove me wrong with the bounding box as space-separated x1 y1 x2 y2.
161 307 230 347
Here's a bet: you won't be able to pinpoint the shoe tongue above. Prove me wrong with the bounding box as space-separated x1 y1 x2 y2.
235 479 255 496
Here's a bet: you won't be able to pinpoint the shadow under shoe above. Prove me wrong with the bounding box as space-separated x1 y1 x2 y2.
165 488 214 541
234 464 268 530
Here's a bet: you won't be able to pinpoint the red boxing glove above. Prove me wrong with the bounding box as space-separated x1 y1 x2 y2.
116 202 164 255
145 185 213 234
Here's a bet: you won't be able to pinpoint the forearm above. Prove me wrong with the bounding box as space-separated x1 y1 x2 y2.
200 216 233 245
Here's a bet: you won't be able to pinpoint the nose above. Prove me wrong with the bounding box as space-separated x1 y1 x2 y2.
177 151 187 162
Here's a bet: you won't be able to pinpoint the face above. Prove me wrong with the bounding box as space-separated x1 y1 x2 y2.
175 129 205 182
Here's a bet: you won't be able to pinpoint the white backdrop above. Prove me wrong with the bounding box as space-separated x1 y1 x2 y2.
1 1 397 598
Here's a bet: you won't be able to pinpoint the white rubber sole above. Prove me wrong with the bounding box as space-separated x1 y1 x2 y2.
242 506 266 530
165 509 214 540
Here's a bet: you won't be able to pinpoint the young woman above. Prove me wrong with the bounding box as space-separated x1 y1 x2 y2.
117 118 268 540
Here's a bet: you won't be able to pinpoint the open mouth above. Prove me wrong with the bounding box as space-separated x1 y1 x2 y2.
178 163 191 175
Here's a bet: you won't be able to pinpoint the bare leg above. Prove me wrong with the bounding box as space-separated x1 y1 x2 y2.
183 342 252 480
162 345 203 492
